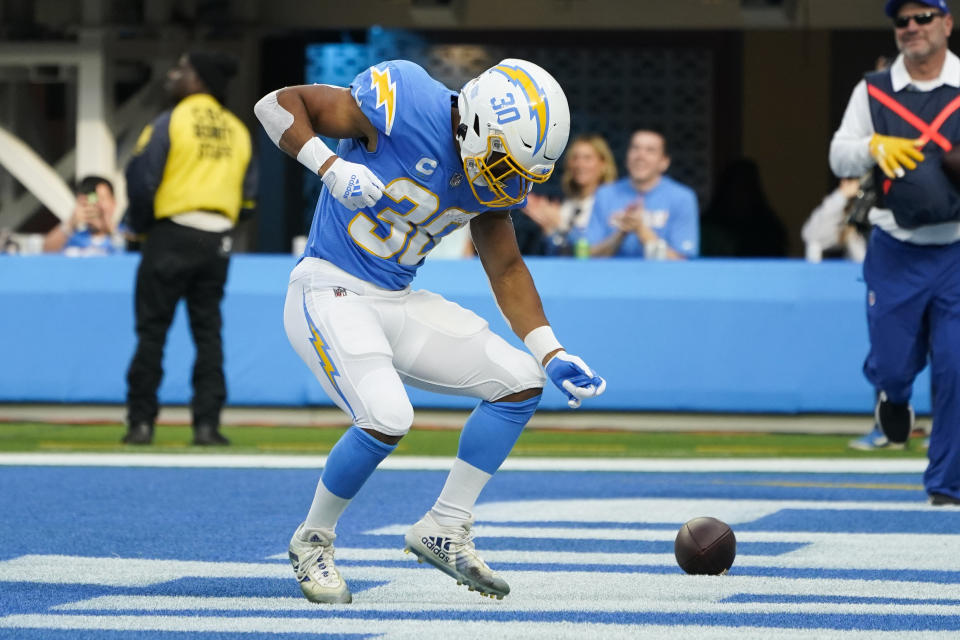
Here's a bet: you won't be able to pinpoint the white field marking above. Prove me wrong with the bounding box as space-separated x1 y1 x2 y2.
471 498 940 525
50 594 960 617
365 525 960 546
0 555 289 587
0 452 930 473
1 616 948 640
7 556 960 602
284 542 960 572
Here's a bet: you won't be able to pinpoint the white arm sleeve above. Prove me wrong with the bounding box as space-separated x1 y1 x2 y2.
254 90 335 176
829 80 875 178
253 90 295 147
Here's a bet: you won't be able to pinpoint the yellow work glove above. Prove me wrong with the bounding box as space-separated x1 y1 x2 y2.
869 133 925 179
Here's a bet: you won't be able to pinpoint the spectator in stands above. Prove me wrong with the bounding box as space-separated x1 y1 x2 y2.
586 129 698 259
517 133 617 256
43 176 123 256
802 177 870 262
700 158 788 257
122 51 256 447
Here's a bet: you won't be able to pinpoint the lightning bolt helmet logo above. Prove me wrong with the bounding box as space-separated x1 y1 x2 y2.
492 64 550 155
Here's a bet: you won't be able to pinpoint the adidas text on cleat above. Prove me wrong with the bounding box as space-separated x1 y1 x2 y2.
403 512 509 599
288 523 352 604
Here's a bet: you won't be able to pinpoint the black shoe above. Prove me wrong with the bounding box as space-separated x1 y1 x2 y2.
875 391 914 445
122 422 153 445
929 493 960 506
193 424 230 446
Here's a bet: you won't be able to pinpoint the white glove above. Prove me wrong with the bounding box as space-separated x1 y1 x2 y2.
321 157 385 211
545 351 607 409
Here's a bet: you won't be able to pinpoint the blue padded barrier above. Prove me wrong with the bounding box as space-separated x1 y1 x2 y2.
0 255 931 413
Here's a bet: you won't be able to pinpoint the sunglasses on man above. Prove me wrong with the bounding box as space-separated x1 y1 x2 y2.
893 11 943 28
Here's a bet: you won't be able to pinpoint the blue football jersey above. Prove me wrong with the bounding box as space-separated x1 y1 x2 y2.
302 60 520 290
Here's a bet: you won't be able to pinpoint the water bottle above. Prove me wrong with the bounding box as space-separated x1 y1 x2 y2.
570 227 590 259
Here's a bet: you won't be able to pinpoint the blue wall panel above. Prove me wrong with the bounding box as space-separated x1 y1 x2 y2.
0 255 931 413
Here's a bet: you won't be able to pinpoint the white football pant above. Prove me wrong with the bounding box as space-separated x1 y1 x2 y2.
284 258 545 437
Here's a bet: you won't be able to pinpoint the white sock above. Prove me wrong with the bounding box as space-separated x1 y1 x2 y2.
304 479 351 531
429 458 493 527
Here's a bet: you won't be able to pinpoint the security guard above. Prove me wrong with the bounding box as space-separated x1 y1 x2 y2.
123 51 256 446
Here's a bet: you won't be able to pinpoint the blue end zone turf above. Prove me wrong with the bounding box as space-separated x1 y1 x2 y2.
1 463 958 638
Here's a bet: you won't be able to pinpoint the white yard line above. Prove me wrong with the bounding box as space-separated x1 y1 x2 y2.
6 553 960 589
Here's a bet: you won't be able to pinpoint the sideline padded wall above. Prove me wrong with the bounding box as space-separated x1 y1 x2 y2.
0 254 930 413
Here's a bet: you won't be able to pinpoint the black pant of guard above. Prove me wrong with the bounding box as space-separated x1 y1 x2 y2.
126 219 231 429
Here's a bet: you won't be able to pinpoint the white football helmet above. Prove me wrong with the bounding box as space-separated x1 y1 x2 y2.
457 58 570 207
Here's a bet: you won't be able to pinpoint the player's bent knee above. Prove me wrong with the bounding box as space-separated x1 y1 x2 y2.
357 406 413 438
353 369 414 437
358 397 414 439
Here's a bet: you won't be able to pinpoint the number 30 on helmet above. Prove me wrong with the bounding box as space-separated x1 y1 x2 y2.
457 58 570 207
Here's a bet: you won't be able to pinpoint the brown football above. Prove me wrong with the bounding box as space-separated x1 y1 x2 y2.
674 516 736 575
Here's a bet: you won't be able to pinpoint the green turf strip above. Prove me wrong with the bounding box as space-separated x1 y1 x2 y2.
0 422 929 458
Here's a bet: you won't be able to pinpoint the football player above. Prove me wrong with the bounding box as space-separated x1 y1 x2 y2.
255 58 606 603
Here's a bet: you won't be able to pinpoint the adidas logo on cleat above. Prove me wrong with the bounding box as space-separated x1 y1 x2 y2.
405 513 509 600
421 536 451 562
420 536 450 562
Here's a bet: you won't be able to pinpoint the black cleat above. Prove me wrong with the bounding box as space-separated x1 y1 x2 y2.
192 424 230 446
121 422 154 445
875 391 914 446
929 493 960 506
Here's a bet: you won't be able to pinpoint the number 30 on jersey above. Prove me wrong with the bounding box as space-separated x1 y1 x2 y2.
347 178 477 265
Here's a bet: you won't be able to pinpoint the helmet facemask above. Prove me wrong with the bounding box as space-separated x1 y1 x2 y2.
461 132 554 207
456 60 568 208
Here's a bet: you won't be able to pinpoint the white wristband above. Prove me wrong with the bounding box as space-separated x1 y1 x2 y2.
296 136 336 177
524 325 563 365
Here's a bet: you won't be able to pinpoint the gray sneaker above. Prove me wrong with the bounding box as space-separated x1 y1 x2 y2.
404 512 509 599
848 423 905 451
288 523 352 604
